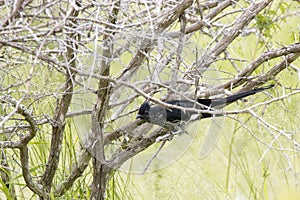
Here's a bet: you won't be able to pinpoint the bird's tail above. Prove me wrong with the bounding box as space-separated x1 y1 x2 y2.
210 84 274 108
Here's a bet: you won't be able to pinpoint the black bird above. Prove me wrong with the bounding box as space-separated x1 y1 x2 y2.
136 85 274 126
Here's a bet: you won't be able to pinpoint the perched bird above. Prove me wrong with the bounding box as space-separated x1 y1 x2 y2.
136 85 274 126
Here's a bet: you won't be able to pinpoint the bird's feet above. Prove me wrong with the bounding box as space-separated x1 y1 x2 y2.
156 123 187 142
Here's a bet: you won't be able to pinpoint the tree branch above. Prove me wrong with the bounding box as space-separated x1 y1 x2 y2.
196 0 273 73
167 0 234 38
39 4 79 192
1 0 26 27
54 149 91 197
90 0 120 199
218 43 300 90
117 0 194 81
0 96 47 198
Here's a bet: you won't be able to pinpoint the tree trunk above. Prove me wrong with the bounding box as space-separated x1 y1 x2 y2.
90 160 112 200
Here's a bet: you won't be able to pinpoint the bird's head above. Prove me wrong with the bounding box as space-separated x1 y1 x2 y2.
136 101 150 121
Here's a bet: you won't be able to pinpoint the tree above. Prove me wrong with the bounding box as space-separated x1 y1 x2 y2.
0 0 300 199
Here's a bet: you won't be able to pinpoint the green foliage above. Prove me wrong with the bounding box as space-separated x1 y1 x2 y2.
255 13 275 38
0 178 13 200
254 1 289 39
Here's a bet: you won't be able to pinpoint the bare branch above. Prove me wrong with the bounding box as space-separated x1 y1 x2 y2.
1 0 27 27
117 0 194 81
167 0 234 38
245 52 300 89
54 149 91 197
0 96 47 197
196 0 273 73
218 43 300 90
90 1 120 198
39 4 79 192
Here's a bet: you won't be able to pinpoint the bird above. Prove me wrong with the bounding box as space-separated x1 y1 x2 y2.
136 85 274 126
